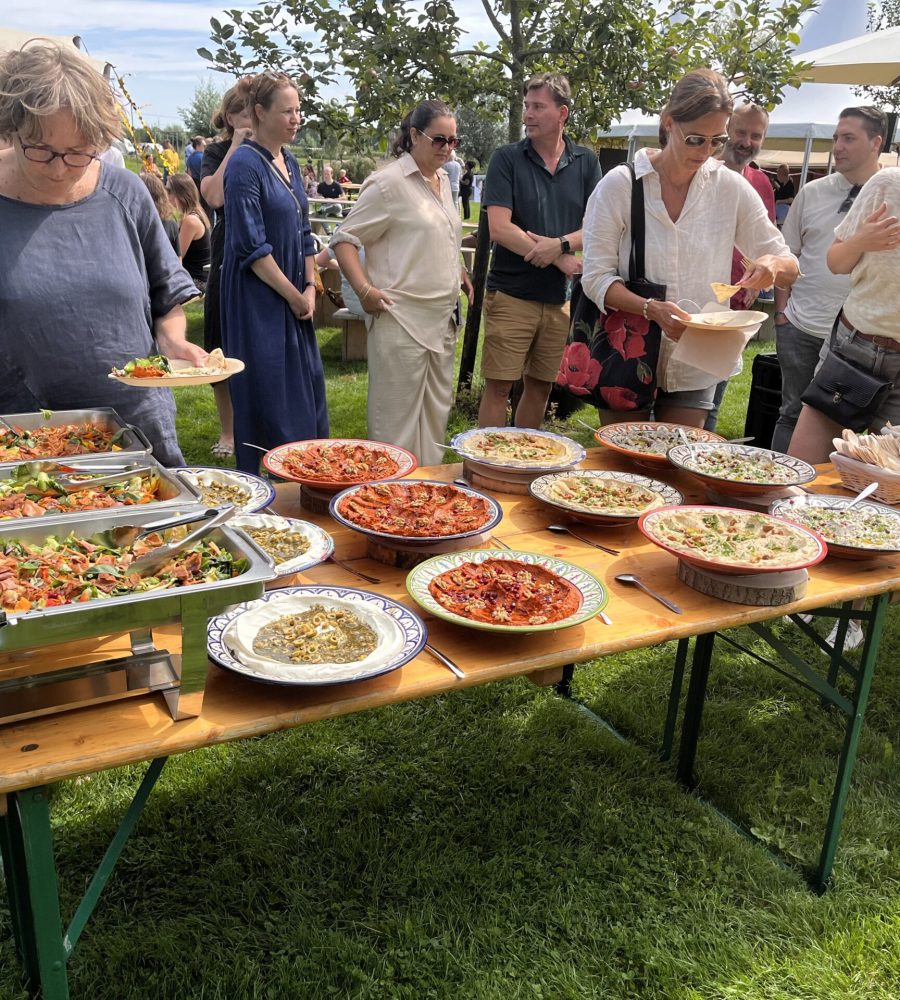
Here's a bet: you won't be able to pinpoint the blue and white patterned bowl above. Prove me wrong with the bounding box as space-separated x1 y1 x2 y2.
172 466 276 513
207 585 427 686
529 469 683 525
450 427 585 474
666 443 816 497
229 514 334 576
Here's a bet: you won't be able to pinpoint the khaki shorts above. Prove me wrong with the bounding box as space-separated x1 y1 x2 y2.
481 290 571 383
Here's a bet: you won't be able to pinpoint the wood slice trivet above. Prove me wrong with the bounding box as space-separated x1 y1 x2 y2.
366 532 492 568
299 484 334 514
702 484 806 512
677 559 808 606
463 461 534 496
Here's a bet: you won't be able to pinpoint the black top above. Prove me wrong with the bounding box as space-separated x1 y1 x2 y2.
317 180 344 199
774 178 795 201
483 135 602 304
182 217 211 285
201 139 230 265
459 168 474 194
162 217 180 257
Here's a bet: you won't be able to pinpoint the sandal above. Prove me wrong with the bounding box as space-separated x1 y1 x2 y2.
211 440 235 458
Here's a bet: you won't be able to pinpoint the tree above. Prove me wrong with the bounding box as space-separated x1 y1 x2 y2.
855 0 900 113
456 105 505 167
199 0 820 145
178 78 225 136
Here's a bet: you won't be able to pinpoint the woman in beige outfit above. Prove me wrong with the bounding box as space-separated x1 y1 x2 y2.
332 100 473 467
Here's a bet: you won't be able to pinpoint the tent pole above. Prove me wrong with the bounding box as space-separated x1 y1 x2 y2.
800 135 814 187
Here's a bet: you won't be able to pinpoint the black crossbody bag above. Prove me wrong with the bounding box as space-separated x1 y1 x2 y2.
557 164 666 413
800 317 894 430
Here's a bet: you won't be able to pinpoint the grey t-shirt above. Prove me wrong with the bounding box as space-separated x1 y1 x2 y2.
0 164 198 465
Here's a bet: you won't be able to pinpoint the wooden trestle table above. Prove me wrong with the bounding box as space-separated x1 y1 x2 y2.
1 452 898 998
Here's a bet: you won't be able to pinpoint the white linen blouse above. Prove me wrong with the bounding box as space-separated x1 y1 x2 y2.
581 148 796 392
330 153 462 352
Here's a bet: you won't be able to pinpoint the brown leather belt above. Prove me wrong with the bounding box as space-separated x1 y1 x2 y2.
839 311 900 352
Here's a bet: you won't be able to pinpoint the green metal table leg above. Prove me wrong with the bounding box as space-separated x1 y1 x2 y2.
824 601 854 694
814 593 889 892
12 787 70 999
676 632 716 788
661 638 691 761
1 792 39 982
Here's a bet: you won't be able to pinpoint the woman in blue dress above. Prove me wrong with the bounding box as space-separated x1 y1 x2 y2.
221 72 328 474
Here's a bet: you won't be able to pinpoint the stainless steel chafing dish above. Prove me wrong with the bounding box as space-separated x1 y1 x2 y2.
0 504 275 723
0 454 201 522
0 407 153 464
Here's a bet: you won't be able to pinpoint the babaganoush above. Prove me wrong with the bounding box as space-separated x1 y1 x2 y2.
644 509 821 568
427 558 582 626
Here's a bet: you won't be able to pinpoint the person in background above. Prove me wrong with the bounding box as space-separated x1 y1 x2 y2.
302 162 318 197
443 147 461 206
100 140 125 169
199 77 253 459
332 99 472 466
160 139 179 181
0 40 206 466
317 163 346 218
221 71 328 474
773 163 795 226
185 135 206 184
167 173 211 292
772 106 886 453
140 171 180 257
140 150 161 177
338 166 351 184
581 69 797 427
459 158 475 220
477 73 601 429
705 101 776 431
788 167 900 652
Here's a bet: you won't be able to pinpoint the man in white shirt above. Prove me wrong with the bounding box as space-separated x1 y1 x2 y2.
443 149 461 206
771 106 886 452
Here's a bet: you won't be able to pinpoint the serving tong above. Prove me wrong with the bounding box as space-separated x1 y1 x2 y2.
104 505 239 576
30 460 156 493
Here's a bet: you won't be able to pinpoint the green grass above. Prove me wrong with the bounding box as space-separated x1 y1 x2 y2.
3 318 900 1000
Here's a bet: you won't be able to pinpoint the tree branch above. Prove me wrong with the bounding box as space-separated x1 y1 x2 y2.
454 48 514 69
479 0 510 46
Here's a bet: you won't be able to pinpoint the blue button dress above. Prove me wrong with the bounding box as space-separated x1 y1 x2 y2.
221 142 329 474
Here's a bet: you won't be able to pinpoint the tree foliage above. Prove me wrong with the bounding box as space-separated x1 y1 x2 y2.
199 0 819 145
854 0 900 113
456 105 506 167
178 78 225 136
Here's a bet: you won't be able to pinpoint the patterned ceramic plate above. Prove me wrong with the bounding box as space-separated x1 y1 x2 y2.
595 422 726 467
406 548 608 634
262 438 417 491
229 514 334 576
450 427 585 473
171 466 276 514
639 505 826 575
667 443 817 496
329 479 502 545
529 469 684 525
770 494 900 560
207 585 427 685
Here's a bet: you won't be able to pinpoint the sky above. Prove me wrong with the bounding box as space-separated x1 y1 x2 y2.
0 0 877 130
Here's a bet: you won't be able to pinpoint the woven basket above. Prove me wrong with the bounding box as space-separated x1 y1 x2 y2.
830 451 900 505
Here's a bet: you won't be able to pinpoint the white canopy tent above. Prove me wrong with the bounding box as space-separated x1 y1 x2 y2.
0 28 109 76
795 25 900 87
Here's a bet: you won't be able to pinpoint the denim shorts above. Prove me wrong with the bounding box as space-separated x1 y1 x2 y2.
815 322 900 429
656 384 717 411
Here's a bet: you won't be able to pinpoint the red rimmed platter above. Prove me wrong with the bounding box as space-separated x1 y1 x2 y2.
263 438 417 494
595 422 725 469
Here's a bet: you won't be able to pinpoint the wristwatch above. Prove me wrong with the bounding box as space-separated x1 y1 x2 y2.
559 236 571 254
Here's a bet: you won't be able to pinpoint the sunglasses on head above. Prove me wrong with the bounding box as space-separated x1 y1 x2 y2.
673 124 728 152
416 128 460 150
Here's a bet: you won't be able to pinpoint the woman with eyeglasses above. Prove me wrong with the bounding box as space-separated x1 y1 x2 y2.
220 71 328 474
0 41 206 465
581 68 798 427
332 100 473 466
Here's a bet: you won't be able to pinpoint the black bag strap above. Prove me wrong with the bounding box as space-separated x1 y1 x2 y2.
627 162 647 284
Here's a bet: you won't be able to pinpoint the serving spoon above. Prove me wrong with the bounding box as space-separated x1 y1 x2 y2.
614 573 682 614
845 481 879 508
546 523 620 557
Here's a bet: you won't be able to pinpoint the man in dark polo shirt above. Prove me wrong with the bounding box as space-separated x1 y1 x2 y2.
477 73 601 428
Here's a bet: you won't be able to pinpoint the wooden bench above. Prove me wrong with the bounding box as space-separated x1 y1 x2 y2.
333 307 368 361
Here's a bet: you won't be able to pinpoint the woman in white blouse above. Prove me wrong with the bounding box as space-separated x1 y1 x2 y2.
581 69 798 427
332 100 473 466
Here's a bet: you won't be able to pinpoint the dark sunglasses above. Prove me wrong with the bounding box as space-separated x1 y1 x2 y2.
673 124 728 152
416 128 460 150
837 184 862 214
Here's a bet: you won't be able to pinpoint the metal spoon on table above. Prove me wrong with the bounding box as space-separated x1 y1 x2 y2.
424 642 465 679
614 573 682 614
546 523 620 557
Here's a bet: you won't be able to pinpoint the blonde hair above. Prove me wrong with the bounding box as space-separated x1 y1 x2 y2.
0 40 121 147
247 71 297 128
211 77 253 136
659 69 733 147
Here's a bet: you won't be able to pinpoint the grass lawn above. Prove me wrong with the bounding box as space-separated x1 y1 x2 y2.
3 312 900 999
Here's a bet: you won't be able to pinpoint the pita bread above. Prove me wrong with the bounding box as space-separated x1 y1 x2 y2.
710 282 741 303
170 348 228 377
